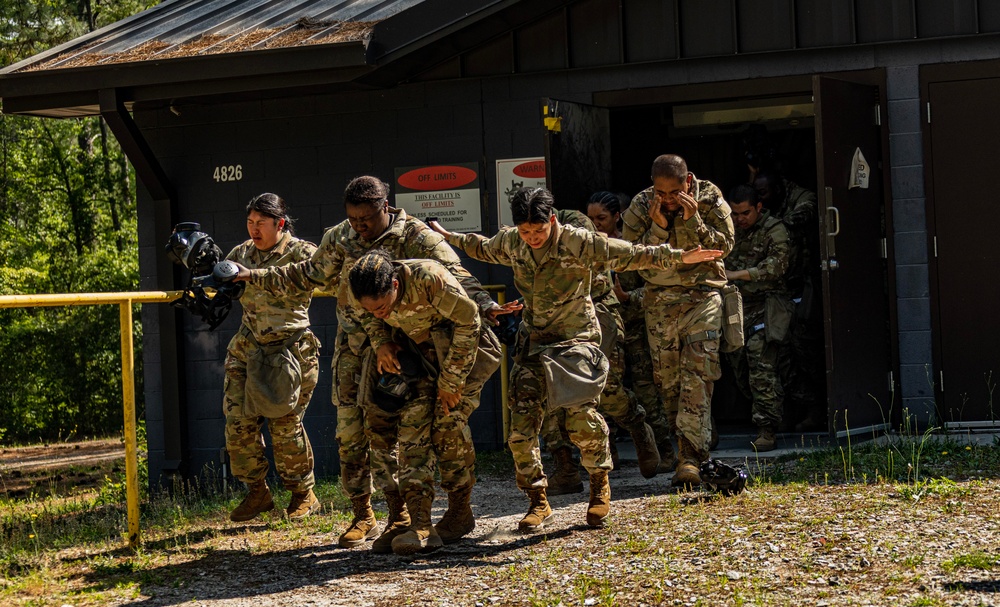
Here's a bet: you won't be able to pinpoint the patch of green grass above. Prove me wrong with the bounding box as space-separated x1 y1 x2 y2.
942 551 999 573
909 597 946 607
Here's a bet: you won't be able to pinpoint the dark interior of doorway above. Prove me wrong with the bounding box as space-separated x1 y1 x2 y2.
608 104 821 432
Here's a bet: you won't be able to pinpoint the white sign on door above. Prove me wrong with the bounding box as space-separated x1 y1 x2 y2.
394 163 482 233
495 157 546 229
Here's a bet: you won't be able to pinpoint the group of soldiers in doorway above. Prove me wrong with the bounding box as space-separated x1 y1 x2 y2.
216 152 821 556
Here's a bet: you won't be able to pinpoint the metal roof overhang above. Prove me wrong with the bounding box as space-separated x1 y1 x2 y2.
0 42 371 117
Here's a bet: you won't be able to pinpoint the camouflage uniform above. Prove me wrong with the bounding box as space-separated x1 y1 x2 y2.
445 221 686 489
249 208 493 499
772 181 826 425
621 176 735 458
541 210 646 451
223 231 319 492
616 271 669 441
724 211 791 429
360 259 488 505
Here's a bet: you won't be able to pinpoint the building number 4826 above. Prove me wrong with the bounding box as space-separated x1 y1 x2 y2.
213 165 243 182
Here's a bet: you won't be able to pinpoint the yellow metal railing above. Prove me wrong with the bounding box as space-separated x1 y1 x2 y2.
0 290 180 549
0 284 508 550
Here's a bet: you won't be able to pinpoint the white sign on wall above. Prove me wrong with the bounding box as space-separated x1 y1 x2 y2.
495 157 547 228
394 163 482 233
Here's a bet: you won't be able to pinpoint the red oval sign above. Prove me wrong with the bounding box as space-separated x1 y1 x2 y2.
513 160 546 179
398 166 477 191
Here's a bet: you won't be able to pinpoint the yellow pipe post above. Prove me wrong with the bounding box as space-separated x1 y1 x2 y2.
119 300 140 549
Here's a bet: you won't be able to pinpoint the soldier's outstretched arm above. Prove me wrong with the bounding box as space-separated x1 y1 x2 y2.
234 230 344 295
428 220 516 267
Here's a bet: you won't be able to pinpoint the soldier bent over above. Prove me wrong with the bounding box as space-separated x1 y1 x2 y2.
349 250 502 555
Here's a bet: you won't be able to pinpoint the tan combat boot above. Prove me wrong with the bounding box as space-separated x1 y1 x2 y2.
586 470 611 527
656 439 677 475
372 489 412 553
230 480 274 522
286 489 321 520
626 421 661 479
671 437 703 488
434 484 476 544
338 494 378 548
751 427 777 452
546 446 584 496
391 492 443 556
517 487 553 533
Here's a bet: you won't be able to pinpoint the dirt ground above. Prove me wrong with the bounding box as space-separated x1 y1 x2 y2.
111 463 999 607
0 438 124 498
4 440 999 607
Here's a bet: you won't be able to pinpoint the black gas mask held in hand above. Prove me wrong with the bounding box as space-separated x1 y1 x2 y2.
165 222 245 330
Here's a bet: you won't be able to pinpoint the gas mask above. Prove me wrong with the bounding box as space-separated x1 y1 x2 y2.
165 222 245 330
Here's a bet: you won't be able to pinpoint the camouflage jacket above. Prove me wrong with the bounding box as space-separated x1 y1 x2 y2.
774 179 819 285
247 207 493 354
615 270 646 327
226 231 316 345
556 209 618 306
725 211 791 310
621 176 735 291
362 259 481 394
445 220 684 353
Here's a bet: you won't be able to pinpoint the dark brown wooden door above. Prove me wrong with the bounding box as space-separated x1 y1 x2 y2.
542 98 613 210
926 77 1000 424
813 76 895 435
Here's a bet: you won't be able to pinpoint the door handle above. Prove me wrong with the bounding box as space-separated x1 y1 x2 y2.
827 206 841 237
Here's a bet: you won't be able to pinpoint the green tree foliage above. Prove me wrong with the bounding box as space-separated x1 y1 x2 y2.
0 1 158 443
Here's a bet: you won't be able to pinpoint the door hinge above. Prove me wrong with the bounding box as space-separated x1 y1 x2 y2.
880 237 888 259
875 103 882 126
939 370 945 392
926 102 932 124
888 371 895 392
933 236 938 258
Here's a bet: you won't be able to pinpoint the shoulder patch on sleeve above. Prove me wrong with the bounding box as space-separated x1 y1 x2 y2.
432 286 478 325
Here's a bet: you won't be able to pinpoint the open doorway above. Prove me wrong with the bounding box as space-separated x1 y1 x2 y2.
544 70 898 440
608 100 821 432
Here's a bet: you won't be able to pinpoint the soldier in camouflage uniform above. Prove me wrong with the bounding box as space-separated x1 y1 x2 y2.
539 207 660 495
754 171 826 431
349 249 502 555
224 193 321 522
237 176 496 551
591 191 677 474
724 184 792 452
430 187 721 532
621 155 735 487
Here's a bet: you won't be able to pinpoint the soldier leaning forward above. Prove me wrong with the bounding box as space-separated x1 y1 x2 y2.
431 187 721 533
224 193 321 522
349 250 501 556
239 176 496 551
621 154 735 488
724 183 793 452
539 208 661 496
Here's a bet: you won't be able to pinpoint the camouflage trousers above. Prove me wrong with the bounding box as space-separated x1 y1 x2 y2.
728 313 784 428
510 352 612 489
540 301 645 452
332 330 399 498
223 330 319 492
778 278 826 423
623 318 671 443
644 288 723 456
362 361 479 501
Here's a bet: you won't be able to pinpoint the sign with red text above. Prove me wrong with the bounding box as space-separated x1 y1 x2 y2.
496 157 546 228
394 163 482 232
